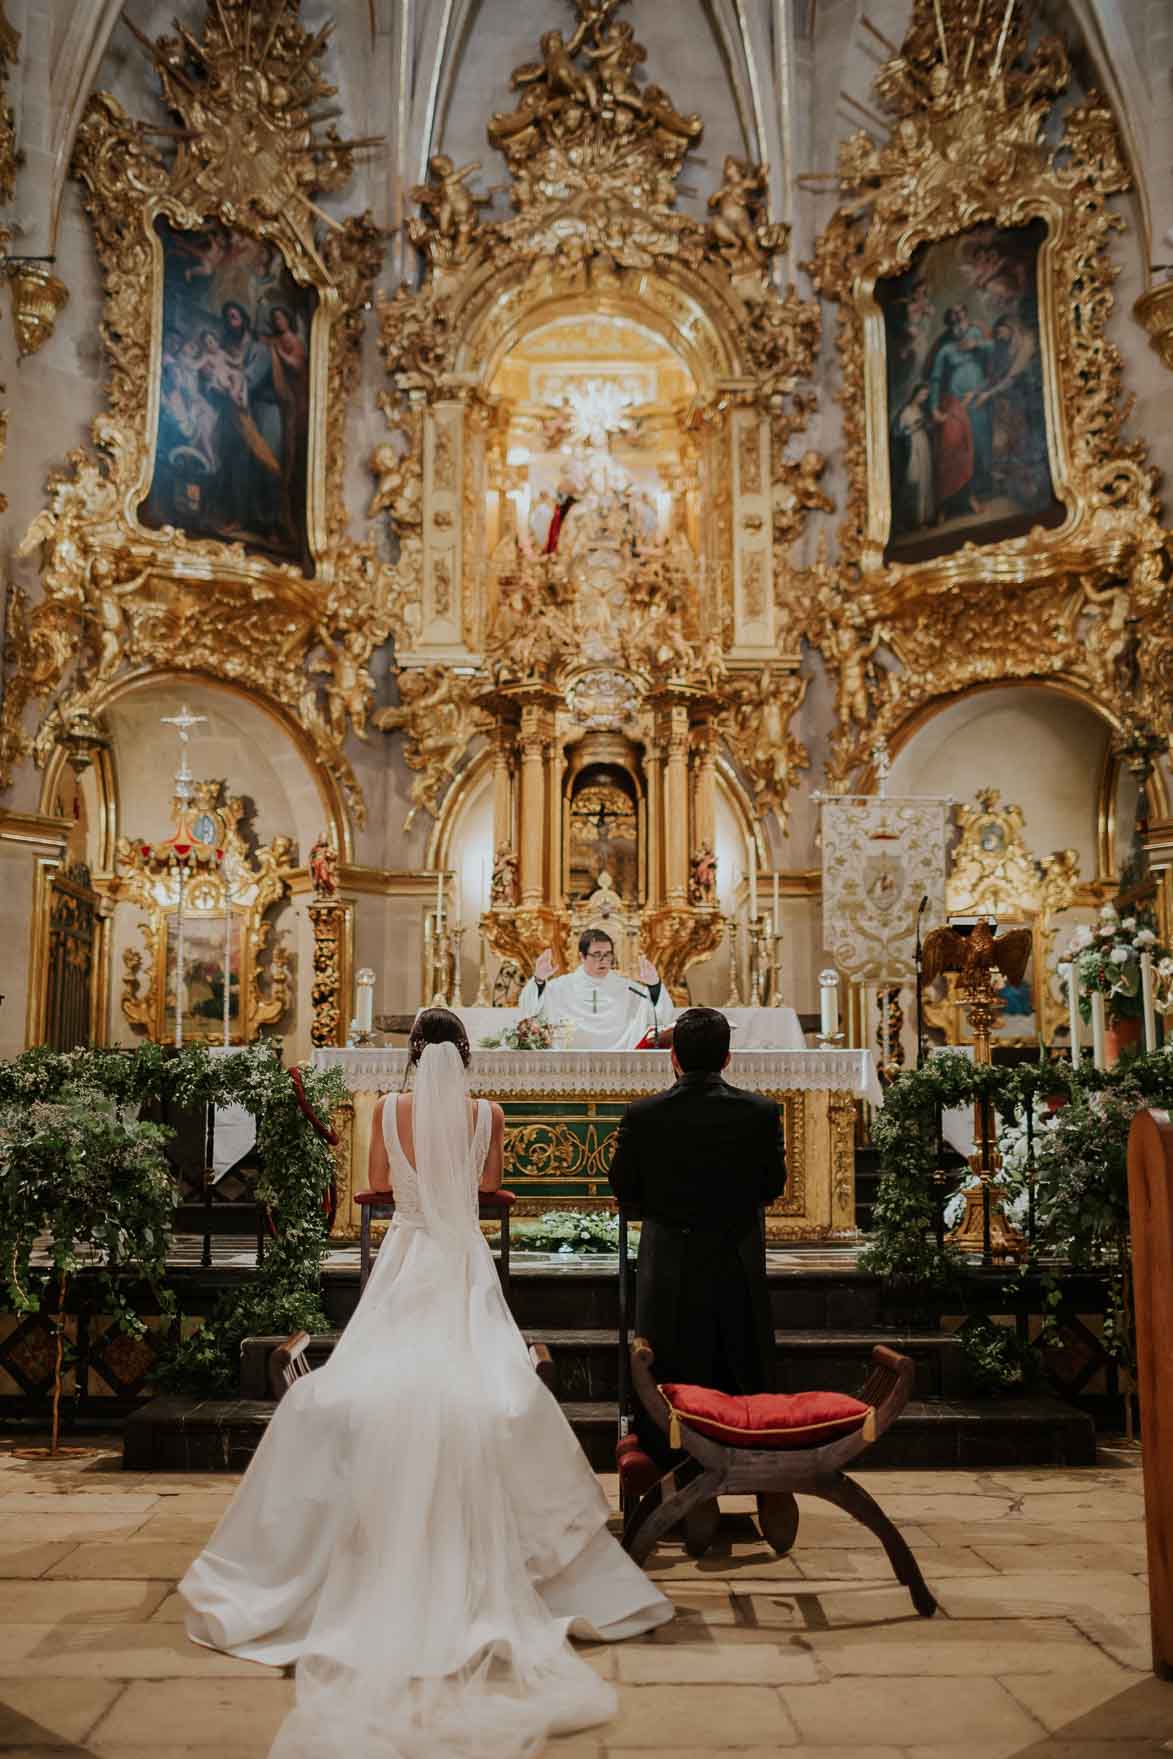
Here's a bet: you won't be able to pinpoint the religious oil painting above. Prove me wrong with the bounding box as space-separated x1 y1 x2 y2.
879 219 1064 566
162 910 242 1045
141 219 317 575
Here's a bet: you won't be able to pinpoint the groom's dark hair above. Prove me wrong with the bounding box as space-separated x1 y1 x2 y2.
673 1006 730 1072
410 1006 471 1067
578 928 614 958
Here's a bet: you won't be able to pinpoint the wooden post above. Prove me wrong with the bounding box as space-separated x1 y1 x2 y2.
1126 1107 1173 1680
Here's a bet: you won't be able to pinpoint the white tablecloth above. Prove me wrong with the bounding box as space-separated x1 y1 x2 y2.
452 1004 805 1052
314 1046 882 1109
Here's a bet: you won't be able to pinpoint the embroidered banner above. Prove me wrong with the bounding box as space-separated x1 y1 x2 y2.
821 797 949 981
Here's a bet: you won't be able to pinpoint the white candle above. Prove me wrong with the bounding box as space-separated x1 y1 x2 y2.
174 865 186 1050
747 838 758 921
819 968 839 1039
1061 962 1080 1067
881 986 890 1070
222 890 232 1048
436 870 444 933
1090 989 1106 1071
772 873 781 939
481 856 488 911
1141 950 1156 1054
355 969 375 1033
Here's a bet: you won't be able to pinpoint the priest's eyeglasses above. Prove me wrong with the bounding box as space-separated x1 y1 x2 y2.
583 946 615 969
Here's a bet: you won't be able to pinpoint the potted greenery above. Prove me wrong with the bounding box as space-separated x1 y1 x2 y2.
0 1080 175 1453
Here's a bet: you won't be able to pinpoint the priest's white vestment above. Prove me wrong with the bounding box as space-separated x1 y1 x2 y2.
516 966 673 1051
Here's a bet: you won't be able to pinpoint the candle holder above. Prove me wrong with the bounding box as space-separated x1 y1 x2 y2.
723 916 744 1007
816 1030 846 1050
347 1019 377 1048
473 927 492 1007
450 925 466 1008
816 968 842 1048
748 914 771 1007
770 928 785 1007
430 926 452 1006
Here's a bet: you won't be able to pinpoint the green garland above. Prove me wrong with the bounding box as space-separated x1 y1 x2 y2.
0 1042 347 1397
862 1047 1173 1286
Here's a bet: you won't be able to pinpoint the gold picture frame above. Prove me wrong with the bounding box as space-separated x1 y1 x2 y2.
1 0 390 823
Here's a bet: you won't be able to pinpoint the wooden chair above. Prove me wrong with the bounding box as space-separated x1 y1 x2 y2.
268 1330 555 1402
355 1187 517 1305
618 1337 937 1617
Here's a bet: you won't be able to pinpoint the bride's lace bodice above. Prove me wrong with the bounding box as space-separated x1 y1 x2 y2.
382 1093 491 1224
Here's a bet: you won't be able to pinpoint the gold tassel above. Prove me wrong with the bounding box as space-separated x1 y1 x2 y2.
668 1409 681 1450
862 1405 876 1444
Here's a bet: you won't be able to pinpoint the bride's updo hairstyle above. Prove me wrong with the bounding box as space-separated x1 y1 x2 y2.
409 1006 471 1068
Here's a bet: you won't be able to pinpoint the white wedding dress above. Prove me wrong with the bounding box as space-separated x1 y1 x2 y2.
179 1042 672 1757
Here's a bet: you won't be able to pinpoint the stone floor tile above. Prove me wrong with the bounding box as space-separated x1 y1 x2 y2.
1067 1610 1154 1671
0 1545 78 1581
762 1583 923 1626
0 1581 171 1624
804 1614 1112 1677
146 1592 186 1623
855 1492 1018 1523
919 1522 1094 1548
130 1516 221 1544
0 1678 123 1748
933 1570 1151 1620
795 1544 994 1580
43 1540 201 1581
605 1750 883 1759
1012 1491 1147 1524
1000 1657 1144 1730
0 1515 147 1545
786 1511 935 1550
0 1624 277 1681
87 1678 294 1751
853 1471 990 1495
616 1639 817 1685
1009 1673 1173 1741
781 1675 1044 1747
970 1541 1149 1574
0 1496 159 1516
602 1682 796 1747
999 1743 1173 1757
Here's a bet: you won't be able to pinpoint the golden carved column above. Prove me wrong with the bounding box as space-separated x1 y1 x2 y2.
307 897 353 1048
545 732 563 911
727 394 775 660
518 700 551 910
491 726 515 861
692 720 717 864
663 703 690 909
644 731 664 909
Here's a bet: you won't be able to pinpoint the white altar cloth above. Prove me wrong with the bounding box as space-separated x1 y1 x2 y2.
452 1005 805 1053
313 1046 882 1109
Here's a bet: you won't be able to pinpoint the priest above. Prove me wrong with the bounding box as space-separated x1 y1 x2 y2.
517 929 672 1051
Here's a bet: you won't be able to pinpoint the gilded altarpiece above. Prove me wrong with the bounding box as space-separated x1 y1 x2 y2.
805 0 1169 789
0 0 389 824
371 0 826 991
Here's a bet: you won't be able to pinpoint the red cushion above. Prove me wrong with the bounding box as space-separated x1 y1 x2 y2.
357 1188 516 1210
355 1188 394 1207
658 1384 873 1450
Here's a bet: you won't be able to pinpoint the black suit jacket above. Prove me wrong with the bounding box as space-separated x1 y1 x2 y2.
608 1070 786 1447
608 1069 786 1230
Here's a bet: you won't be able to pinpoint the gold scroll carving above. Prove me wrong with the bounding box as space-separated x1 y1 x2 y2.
0 0 402 826
804 0 1168 789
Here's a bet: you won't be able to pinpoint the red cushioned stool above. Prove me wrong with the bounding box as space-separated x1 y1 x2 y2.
356 1187 517 1308
621 1337 936 1616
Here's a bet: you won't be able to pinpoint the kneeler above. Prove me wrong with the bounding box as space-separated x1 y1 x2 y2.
617 1337 937 1617
269 1328 555 1399
356 1187 517 1309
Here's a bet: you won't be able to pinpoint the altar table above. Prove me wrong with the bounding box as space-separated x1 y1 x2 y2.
453 1005 807 1052
314 1048 880 1244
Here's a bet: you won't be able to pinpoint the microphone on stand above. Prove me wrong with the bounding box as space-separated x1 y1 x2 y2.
915 894 929 1070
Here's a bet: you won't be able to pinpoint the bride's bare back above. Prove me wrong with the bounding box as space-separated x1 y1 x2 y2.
366 1090 505 1193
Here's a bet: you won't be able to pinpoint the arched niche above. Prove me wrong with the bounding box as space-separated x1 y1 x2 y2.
42 675 345 1052
886 681 1167 890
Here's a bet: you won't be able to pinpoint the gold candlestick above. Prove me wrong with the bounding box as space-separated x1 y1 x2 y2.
450 925 466 1008
770 929 785 1007
749 914 770 1007
473 926 491 1006
724 916 744 1007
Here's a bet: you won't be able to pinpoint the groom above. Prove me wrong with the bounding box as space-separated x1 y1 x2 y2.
607 1006 785 1463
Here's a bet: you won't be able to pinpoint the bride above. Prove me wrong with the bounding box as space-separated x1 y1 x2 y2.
179 1006 672 1756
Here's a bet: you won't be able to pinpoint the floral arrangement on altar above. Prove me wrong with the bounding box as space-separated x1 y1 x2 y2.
1064 905 1171 1024
479 1016 557 1052
514 1210 636 1255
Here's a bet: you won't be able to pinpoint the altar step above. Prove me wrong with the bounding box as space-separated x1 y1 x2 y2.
123 1389 1096 1474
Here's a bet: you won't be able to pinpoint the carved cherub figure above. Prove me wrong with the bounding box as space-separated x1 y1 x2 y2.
310 626 374 746
707 156 771 267
689 844 717 905
409 154 491 265
490 843 520 908
369 442 422 528
514 27 599 116
794 449 835 514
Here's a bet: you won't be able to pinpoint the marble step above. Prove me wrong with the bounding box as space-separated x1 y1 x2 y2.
123 1390 1097 1474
